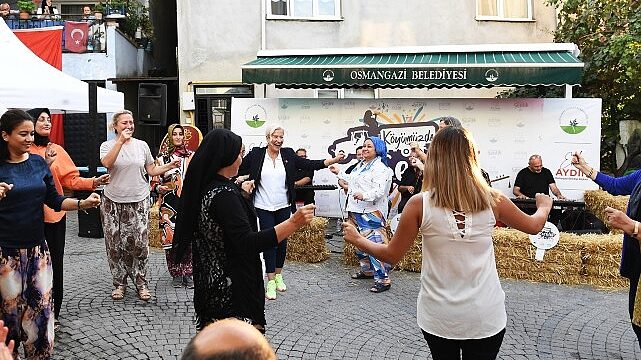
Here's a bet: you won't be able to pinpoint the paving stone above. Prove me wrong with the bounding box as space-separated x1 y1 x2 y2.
51 216 641 359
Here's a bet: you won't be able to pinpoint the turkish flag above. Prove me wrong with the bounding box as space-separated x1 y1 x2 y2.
13 27 65 146
64 21 88 53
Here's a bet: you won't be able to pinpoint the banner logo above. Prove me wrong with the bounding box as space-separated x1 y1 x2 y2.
322 70 335 82
244 104 267 128
485 69 499 82
559 107 588 134
328 110 439 166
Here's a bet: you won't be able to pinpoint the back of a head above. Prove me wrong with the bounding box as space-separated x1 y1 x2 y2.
181 319 275 360
424 127 495 212
439 116 462 129
173 128 242 262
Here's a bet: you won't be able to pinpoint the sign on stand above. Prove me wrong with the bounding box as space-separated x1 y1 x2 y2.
528 222 560 261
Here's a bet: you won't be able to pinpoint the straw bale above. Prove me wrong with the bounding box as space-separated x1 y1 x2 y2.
581 233 624 283
148 203 162 249
584 189 629 234
342 241 359 266
493 228 626 289
286 217 329 263
342 224 627 289
341 225 423 272
394 233 422 272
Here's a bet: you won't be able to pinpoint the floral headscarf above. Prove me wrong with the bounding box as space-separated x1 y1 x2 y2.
162 124 190 158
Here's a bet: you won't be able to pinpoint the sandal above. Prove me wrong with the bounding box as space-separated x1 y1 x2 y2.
137 286 151 301
351 271 374 279
111 286 125 300
370 283 391 293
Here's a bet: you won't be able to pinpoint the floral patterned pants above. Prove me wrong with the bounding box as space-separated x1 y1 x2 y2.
100 196 150 290
0 241 54 359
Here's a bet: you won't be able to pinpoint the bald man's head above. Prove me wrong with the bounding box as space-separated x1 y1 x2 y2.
181 319 275 360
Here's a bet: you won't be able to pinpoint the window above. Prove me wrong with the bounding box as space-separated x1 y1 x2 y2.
315 89 377 99
269 0 341 19
477 0 532 21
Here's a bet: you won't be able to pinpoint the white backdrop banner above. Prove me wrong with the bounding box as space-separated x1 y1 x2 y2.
231 98 602 218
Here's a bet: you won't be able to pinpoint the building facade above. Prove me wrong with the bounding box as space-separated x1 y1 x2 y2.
176 0 558 128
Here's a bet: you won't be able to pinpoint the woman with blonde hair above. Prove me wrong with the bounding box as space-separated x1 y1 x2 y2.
100 110 180 301
343 127 552 360
238 124 343 300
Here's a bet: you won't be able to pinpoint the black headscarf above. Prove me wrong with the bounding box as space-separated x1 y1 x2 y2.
173 128 243 262
27 108 51 146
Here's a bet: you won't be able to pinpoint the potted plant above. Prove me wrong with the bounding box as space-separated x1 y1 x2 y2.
121 1 153 44
106 0 126 16
93 2 105 20
17 0 36 20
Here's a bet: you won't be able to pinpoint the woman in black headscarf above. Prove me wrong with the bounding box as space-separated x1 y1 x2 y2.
173 129 315 333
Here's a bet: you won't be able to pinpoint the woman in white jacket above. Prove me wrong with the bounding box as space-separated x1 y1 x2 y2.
330 136 393 293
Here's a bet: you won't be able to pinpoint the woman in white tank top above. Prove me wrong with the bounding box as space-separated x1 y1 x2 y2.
343 127 553 360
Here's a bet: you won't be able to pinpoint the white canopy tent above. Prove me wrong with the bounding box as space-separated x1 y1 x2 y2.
0 19 124 113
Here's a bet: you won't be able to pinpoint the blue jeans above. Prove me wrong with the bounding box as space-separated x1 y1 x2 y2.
256 207 291 273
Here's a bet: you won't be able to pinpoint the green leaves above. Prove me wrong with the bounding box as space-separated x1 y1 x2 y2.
537 0 641 172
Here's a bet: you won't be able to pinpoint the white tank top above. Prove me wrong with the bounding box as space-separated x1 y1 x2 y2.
416 191 506 339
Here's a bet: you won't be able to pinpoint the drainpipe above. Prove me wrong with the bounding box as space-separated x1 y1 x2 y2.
260 0 266 50
260 0 266 97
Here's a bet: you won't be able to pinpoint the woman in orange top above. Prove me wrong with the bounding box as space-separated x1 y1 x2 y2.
27 108 109 328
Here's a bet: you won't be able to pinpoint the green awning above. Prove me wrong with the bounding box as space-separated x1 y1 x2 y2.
242 45 584 88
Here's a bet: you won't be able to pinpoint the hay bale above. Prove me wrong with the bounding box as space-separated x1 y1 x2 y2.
581 233 626 287
341 225 423 272
286 217 329 263
584 189 629 234
342 224 628 289
493 228 626 289
394 234 422 272
493 228 584 285
342 241 360 266
148 203 162 249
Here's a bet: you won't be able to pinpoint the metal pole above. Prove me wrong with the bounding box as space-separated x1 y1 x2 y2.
89 81 98 177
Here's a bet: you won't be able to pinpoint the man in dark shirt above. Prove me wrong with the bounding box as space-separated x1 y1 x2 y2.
293 148 315 205
513 154 565 225
513 154 565 199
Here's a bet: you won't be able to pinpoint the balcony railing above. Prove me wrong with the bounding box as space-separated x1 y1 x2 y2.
4 15 108 54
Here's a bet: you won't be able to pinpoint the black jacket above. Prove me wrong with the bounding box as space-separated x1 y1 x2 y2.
238 147 326 212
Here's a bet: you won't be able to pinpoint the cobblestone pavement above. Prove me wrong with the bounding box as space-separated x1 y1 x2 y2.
54 217 641 359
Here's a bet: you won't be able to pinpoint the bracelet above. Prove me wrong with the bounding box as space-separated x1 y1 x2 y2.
78 199 88 214
587 167 594 178
634 221 639 237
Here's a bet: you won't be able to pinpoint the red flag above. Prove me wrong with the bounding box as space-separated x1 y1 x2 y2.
64 21 88 53
13 27 65 146
12 27 62 70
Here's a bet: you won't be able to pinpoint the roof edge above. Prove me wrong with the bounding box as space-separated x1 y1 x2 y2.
256 43 580 58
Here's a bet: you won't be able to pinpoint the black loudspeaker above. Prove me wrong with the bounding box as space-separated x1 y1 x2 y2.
138 83 167 125
560 209 607 234
63 113 107 167
75 189 104 238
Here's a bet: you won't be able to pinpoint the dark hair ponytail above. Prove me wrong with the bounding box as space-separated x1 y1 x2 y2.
0 110 33 162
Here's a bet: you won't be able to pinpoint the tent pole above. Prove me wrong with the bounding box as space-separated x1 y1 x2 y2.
89 82 98 177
